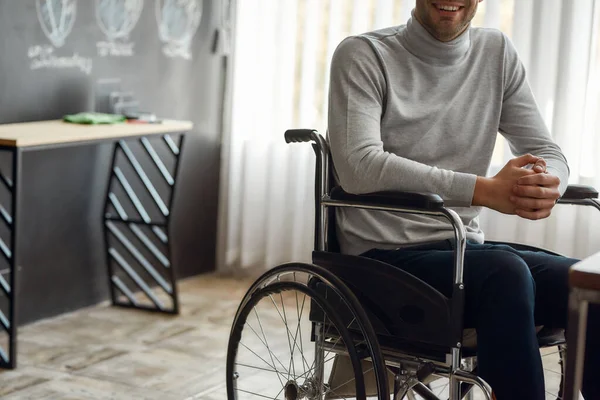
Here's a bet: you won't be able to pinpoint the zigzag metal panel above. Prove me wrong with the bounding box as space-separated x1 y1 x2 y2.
104 134 185 314
0 146 20 369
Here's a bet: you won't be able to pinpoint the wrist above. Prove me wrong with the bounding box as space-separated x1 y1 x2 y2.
472 176 491 207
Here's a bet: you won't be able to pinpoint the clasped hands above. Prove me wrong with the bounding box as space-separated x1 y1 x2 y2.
473 154 561 220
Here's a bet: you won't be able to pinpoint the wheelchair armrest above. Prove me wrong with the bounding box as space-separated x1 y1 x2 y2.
560 184 599 200
329 186 444 211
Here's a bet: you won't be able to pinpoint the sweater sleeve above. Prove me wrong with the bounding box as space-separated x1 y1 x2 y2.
327 36 477 206
498 34 570 195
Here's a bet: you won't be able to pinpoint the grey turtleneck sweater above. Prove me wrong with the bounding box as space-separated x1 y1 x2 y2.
327 15 569 256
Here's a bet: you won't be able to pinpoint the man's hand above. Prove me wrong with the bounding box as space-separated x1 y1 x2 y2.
473 154 541 214
510 160 560 220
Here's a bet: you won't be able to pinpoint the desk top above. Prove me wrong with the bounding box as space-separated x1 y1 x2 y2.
0 119 193 148
570 252 600 291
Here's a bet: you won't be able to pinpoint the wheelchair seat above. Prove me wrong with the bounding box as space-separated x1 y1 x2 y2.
313 250 565 362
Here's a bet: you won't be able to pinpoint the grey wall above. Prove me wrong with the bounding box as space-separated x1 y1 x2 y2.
0 0 225 324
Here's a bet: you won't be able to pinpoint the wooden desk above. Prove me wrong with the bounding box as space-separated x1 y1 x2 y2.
564 251 600 400
0 119 193 369
0 119 192 147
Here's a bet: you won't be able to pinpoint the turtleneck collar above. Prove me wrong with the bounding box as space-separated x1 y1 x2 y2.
400 10 471 66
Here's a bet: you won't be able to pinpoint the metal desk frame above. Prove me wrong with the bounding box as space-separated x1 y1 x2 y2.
0 130 186 369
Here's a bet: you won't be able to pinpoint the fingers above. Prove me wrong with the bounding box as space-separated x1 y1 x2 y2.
510 153 541 168
533 159 547 173
510 195 557 210
517 172 560 187
515 208 552 220
513 184 560 200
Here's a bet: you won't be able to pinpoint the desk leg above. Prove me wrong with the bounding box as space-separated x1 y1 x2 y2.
0 147 21 369
103 134 185 315
564 289 588 400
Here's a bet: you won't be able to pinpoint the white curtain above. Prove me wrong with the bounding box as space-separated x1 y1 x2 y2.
218 0 600 274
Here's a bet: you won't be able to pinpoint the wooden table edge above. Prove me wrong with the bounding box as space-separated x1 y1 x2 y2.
569 251 600 292
0 119 193 148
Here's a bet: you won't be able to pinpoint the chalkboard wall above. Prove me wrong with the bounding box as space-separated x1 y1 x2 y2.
0 0 226 324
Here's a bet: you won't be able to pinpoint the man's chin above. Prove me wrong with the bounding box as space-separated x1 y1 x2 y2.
431 23 466 41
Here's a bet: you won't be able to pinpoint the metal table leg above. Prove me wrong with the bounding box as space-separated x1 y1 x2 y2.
103 134 185 314
0 146 21 369
563 288 600 400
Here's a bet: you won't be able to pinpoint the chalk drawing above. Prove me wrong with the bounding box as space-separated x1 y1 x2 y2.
96 0 143 56
155 0 203 60
31 0 93 74
36 0 77 48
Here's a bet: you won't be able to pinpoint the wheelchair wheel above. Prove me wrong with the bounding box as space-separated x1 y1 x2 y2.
226 263 389 399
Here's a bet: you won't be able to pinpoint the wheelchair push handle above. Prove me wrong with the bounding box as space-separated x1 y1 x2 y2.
284 129 319 144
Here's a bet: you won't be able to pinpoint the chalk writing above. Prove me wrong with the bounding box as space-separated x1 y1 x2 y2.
28 45 92 75
97 41 135 57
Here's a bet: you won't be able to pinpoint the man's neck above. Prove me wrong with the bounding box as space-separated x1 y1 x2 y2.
413 11 470 43
400 12 472 66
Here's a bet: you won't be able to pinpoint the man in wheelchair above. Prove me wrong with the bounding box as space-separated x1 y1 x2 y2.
326 0 600 399
226 0 600 399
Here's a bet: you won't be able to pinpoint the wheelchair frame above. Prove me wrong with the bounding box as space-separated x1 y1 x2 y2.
306 131 472 399
289 128 599 400
305 129 490 399
226 128 600 400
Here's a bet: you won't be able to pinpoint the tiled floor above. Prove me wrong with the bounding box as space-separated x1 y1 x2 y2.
0 274 251 399
0 274 567 399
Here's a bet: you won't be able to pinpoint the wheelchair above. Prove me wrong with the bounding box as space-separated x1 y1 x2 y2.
226 129 600 400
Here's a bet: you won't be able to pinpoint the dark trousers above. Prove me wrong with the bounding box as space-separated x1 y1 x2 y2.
362 240 600 400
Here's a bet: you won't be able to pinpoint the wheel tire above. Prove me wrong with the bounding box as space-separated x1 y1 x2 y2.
226 263 389 400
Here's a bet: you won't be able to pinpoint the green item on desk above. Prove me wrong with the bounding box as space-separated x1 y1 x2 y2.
63 112 126 125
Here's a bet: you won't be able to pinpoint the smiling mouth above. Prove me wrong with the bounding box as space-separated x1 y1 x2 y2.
433 3 464 12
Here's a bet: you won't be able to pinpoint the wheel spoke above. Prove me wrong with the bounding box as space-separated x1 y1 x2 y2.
269 294 294 381
279 292 297 379
541 350 561 357
322 317 355 372
294 292 311 376
294 352 339 382
322 386 350 400
306 314 344 377
235 362 284 375
236 387 282 399
231 274 380 400
543 367 562 376
327 365 375 395
436 382 449 397
545 389 562 399
273 386 285 400
289 293 312 378
239 341 289 382
268 293 312 379
250 308 289 385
